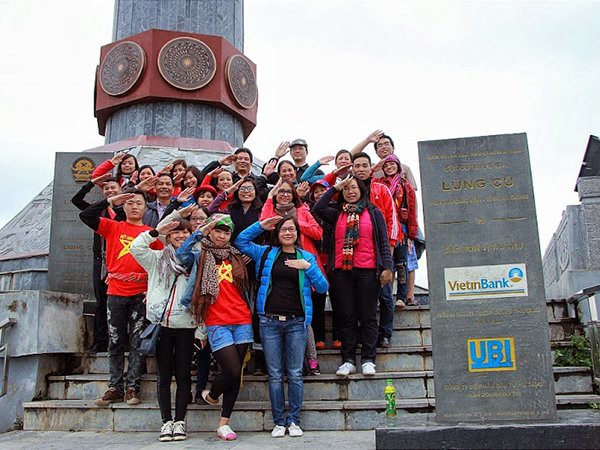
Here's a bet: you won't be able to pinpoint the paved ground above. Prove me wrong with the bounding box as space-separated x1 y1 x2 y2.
0 430 375 449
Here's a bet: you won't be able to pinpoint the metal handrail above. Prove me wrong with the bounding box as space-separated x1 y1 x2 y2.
0 317 17 398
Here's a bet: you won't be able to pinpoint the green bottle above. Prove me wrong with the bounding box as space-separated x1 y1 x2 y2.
385 379 396 417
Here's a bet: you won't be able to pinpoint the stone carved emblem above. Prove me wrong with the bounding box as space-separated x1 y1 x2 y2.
557 231 570 273
99 41 145 96
71 157 96 183
225 54 257 109
158 37 216 90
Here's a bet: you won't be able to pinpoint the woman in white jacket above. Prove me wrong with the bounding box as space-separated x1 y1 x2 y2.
130 217 196 442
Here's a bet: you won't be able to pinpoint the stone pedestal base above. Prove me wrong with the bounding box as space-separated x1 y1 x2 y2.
375 410 600 449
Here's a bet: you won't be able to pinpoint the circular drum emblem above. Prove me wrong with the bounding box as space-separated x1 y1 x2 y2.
158 37 216 90
99 41 145 96
225 54 257 109
71 157 96 183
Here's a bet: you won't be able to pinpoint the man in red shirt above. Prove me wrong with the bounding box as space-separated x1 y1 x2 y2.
79 190 163 406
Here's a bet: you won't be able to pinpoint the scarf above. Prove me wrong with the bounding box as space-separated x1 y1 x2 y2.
383 154 404 198
191 237 249 323
274 202 296 219
341 200 366 270
157 244 187 289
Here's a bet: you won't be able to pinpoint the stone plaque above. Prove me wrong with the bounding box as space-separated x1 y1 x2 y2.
99 41 145 96
158 37 216 90
47 152 107 299
418 133 557 422
225 54 257 109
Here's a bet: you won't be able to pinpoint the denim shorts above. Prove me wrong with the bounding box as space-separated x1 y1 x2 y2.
207 323 254 352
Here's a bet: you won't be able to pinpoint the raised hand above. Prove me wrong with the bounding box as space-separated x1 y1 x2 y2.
219 154 237 167
177 186 195 203
334 174 354 191
108 192 136 206
259 216 283 231
275 141 290 159
173 170 185 184
284 259 311 270
207 167 224 178
177 203 198 218
318 155 335 165
226 177 245 195
268 177 284 199
129 170 139 185
371 159 385 173
367 130 384 143
111 151 127 165
156 220 180 236
91 173 112 187
333 163 352 178
296 181 310 198
159 163 173 175
136 175 158 192
262 159 277 177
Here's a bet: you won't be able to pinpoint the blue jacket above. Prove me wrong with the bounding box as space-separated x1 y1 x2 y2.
235 222 328 326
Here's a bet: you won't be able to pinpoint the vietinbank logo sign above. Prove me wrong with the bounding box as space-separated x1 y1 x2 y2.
444 263 528 300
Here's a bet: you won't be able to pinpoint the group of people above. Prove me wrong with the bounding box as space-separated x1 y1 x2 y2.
73 130 421 442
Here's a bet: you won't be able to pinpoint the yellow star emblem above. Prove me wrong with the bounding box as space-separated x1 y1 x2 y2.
218 261 233 283
117 235 134 259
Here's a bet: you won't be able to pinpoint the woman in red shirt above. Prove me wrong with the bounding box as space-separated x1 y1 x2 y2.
176 214 252 441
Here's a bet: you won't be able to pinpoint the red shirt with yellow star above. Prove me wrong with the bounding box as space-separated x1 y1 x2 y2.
205 259 252 326
97 218 163 296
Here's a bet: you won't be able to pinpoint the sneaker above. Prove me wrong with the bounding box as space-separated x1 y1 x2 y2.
172 420 187 441
362 361 376 376
308 359 321 376
125 388 141 405
288 422 304 437
336 362 357 377
159 420 174 442
315 341 326 350
94 387 124 406
271 424 286 438
332 340 342 349
217 424 237 441
201 389 221 406
395 299 406 309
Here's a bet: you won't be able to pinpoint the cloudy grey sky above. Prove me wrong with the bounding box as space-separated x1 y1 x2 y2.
1 0 598 287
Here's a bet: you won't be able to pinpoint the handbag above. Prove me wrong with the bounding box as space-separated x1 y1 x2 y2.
139 279 176 356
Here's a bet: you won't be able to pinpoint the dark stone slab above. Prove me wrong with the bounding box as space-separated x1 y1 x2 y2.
418 134 557 422
375 410 600 449
47 152 107 299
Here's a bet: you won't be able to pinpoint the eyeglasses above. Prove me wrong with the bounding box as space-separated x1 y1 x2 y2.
279 226 297 234
239 186 255 192
278 189 293 195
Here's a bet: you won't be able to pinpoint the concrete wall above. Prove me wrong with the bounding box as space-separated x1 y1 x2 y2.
543 176 600 300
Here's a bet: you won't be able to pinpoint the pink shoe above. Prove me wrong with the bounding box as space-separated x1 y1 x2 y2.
217 424 237 441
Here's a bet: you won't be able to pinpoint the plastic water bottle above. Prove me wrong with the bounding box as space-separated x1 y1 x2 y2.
385 379 396 417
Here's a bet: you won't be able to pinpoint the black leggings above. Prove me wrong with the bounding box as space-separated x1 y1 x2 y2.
209 343 249 419
155 327 195 423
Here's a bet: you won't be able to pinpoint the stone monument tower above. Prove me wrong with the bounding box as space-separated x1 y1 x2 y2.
0 0 260 298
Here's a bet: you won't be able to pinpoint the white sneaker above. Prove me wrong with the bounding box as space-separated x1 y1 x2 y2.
288 422 304 437
362 361 376 376
336 362 357 376
271 424 286 438
172 420 187 441
159 420 174 441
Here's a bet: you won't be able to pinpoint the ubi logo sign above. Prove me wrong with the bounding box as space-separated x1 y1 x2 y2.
467 337 516 372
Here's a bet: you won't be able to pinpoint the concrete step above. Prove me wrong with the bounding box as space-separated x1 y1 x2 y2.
23 393 600 432
47 367 594 404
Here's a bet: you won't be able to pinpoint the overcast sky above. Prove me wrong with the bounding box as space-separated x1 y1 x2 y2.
1 0 598 287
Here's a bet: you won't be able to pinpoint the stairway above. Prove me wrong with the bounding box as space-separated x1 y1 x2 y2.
22 297 600 431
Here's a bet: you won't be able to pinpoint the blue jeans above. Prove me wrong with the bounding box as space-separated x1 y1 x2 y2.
259 315 307 426
378 283 394 341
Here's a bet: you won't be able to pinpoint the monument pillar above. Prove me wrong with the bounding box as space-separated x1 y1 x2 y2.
98 0 255 146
